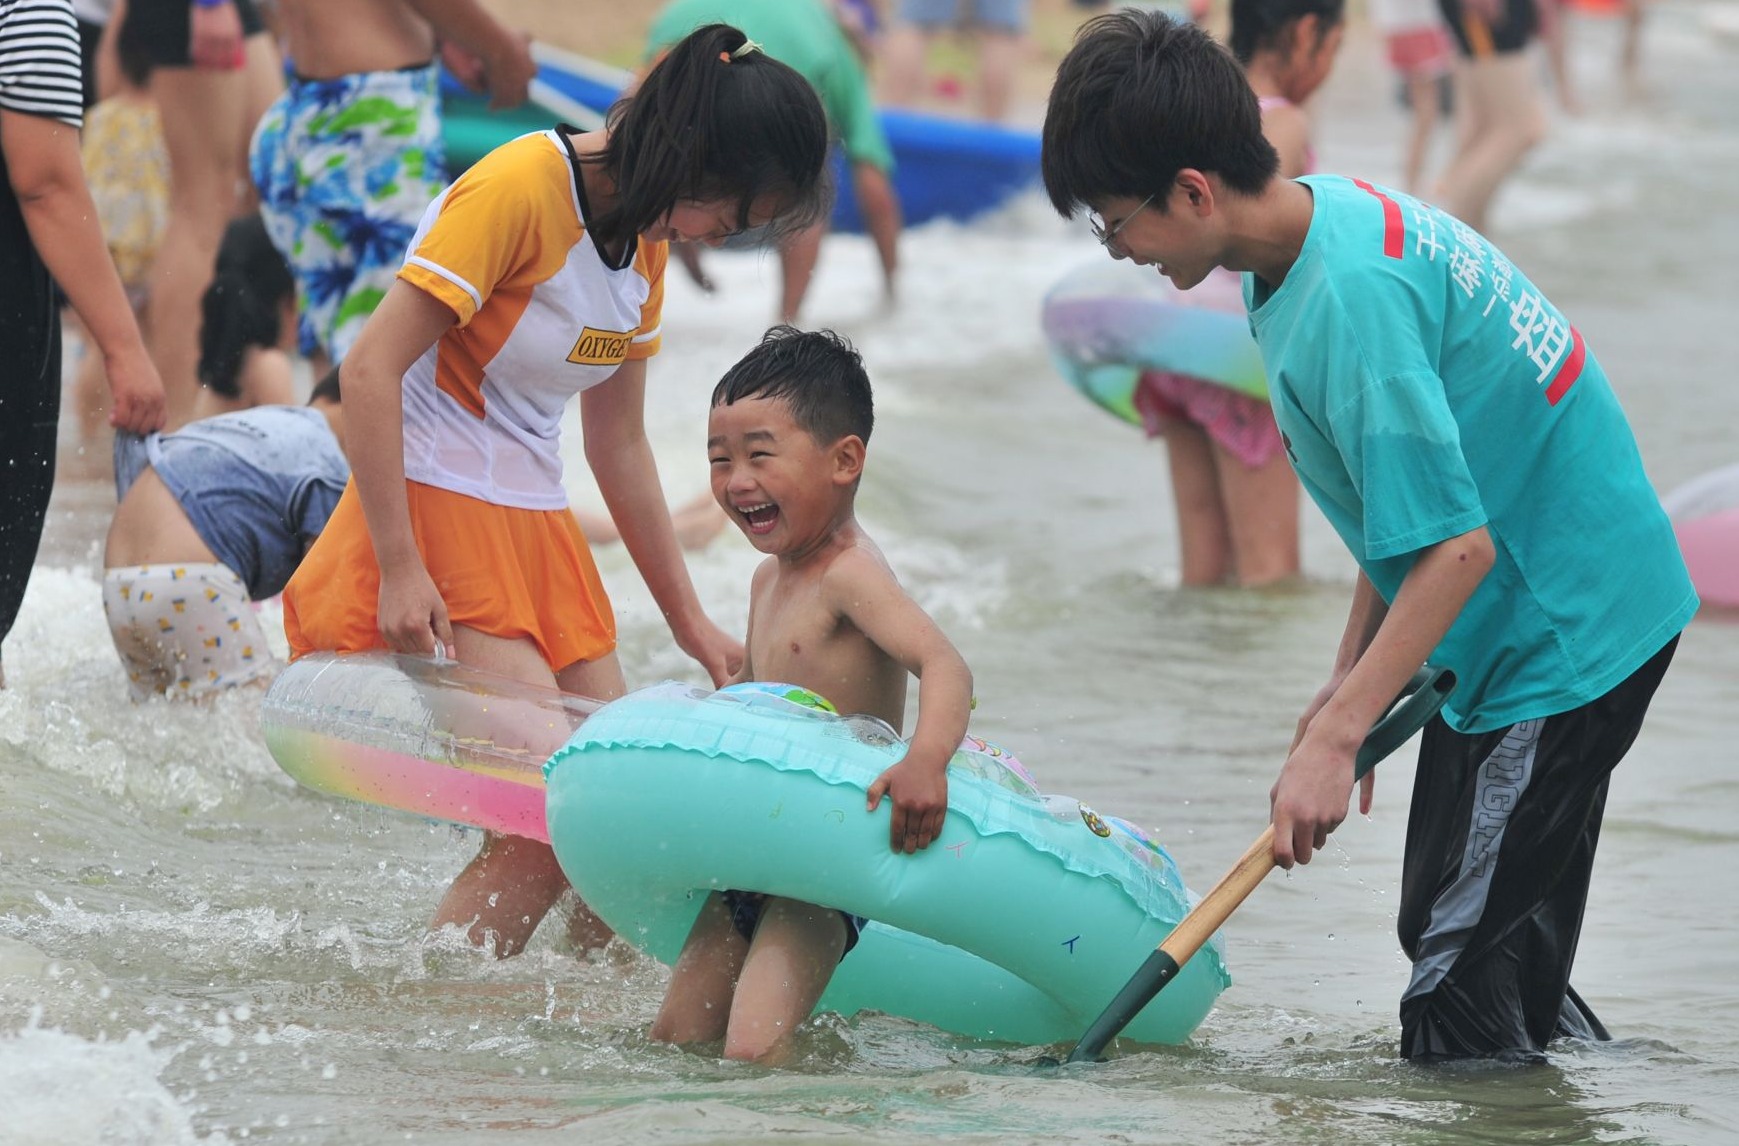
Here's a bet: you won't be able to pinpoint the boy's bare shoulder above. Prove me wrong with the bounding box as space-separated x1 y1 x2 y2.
749 554 779 589
825 532 895 575
817 534 902 601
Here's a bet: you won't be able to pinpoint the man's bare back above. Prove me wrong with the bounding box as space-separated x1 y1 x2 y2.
274 0 438 78
275 0 530 106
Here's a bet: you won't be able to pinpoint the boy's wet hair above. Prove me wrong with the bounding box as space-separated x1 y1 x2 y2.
308 366 341 407
1229 0 1346 64
197 214 294 399
1042 10 1279 219
712 326 874 446
587 24 833 250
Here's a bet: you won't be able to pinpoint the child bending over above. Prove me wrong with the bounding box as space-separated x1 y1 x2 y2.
105 368 347 699
651 326 973 1064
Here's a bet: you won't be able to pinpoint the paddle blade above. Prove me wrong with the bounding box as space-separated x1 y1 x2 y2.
1056 665 1456 1065
1066 949 1181 1063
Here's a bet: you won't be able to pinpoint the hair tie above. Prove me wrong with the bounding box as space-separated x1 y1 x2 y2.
731 38 763 60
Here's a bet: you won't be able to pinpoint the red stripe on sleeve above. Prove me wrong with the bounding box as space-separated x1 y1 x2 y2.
1351 179 1405 260
1545 327 1586 406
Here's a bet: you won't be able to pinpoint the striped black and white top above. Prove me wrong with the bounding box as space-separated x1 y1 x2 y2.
0 0 83 129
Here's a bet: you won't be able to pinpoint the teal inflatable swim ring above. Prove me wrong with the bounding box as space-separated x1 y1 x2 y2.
544 682 1229 1046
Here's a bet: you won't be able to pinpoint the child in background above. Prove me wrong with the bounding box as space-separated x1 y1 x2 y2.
1042 9 1694 1061
1432 0 1548 231
190 213 298 420
644 0 903 324
1125 0 1343 588
879 0 1030 122
72 25 168 439
284 25 829 960
1370 0 1456 192
651 327 973 1064
104 369 347 699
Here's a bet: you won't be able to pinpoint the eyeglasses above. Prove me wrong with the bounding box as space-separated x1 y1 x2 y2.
1089 193 1156 255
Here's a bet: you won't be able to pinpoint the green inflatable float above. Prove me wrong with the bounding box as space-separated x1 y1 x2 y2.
544 681 1230 1046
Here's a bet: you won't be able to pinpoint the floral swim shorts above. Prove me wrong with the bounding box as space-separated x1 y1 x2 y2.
250 63 449 363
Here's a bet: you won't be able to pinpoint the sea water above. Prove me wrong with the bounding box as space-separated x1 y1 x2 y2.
4 6 1738 1142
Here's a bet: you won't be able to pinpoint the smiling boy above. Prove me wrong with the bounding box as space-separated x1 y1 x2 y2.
648 325 973 1064
1041 10 1696 1061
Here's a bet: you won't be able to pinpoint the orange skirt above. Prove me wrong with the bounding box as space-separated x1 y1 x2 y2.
284 479 616 671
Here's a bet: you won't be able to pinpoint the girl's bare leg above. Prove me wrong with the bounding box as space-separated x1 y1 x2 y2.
1163 420 1234 587
1211 439 1301 588
428 628 624 955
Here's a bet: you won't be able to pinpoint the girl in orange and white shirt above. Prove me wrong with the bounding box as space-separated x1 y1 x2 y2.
284 24 831 957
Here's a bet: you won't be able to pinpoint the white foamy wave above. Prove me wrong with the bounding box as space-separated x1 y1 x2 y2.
7 896 304 971
0 1017 220 1146
0 567 290 813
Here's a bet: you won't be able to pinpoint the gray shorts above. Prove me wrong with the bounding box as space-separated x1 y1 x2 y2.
898 0 1029 33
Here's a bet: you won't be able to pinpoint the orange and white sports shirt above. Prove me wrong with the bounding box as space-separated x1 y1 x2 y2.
395 130 667 510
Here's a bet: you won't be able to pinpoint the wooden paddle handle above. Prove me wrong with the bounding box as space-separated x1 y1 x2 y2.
1158 825 1278 964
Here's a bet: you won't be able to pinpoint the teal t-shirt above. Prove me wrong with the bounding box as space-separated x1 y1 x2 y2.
1246 175 1696 733
646 0 894 173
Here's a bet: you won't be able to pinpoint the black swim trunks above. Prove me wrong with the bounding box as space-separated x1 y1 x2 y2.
1396 636 1678 1061
1437 0 1538 57
721 890 866 960
118 0 265 70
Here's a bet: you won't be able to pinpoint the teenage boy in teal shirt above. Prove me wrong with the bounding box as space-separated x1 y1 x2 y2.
1040 9 1695 1061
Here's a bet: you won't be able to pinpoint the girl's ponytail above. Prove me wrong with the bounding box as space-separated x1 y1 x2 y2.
586 23 831 249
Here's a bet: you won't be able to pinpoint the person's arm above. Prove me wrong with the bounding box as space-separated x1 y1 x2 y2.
1287 572 1390 818
852 161 900 301
1 108 164 432
730 561 769 688
188 0 245 71
411 0 533 109
1269 526 1494 867
340 280 459 654
580 358 743 686
834 553 975 853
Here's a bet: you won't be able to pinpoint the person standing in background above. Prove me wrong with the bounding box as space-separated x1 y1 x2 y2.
879 0 1029 122
1432 0 1547 231
1 0 166 689
116 0 281 428
645 0 901 323
250 0 534 372
1371 0 1456 193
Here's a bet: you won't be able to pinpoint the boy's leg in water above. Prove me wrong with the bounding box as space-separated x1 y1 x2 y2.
724 897 848 1063
1397 638 1677 1060
649 892 750 1045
